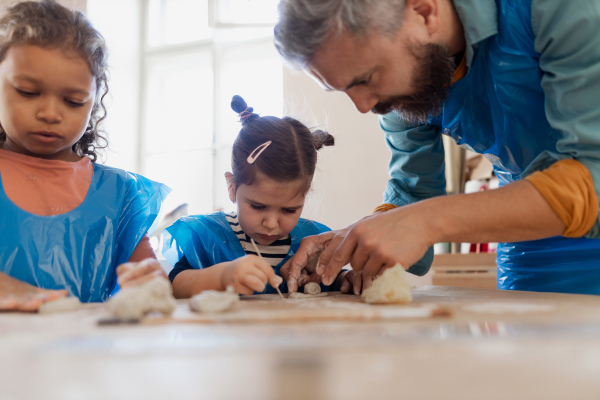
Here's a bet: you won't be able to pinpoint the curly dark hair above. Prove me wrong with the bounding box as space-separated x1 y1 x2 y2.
0 0 109 161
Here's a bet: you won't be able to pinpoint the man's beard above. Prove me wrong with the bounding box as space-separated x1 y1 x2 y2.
371 41 456 125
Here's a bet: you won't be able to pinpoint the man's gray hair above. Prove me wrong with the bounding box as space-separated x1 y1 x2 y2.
274 0 407 69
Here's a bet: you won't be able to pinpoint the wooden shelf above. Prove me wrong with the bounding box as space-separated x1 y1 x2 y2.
431 253 497 289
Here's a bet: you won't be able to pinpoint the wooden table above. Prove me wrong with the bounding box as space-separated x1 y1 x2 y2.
2 286 600 400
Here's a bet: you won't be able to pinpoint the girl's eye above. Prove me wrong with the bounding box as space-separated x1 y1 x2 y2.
283 208 298 214
16 88 37 97
250 204 265 210
66 99 85 107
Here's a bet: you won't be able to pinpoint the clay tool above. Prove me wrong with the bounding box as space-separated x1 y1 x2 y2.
250 237 286 300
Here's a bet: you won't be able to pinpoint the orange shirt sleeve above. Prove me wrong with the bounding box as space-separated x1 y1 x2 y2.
452 52 467 83
373 203 398 213
525 159 598 238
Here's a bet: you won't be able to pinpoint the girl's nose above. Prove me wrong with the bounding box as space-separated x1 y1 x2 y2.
262 213 278 230
36 97 62 123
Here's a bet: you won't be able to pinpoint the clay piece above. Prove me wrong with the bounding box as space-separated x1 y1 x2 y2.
38 296 82 314
189 286 239 313
361 263 412 304
107 277 177 321
287 281 327 299
303 282 321 295
288 292 328 299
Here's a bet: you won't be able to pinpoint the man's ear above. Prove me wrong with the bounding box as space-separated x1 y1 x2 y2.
406 0 440 37
224 172 236 203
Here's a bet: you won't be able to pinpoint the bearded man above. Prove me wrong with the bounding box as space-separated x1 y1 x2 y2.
274 0 600 295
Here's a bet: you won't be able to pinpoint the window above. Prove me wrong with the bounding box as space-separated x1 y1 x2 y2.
88 0 283 215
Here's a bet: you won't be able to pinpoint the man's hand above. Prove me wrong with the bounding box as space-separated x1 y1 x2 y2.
117 258 168 289
338 270 363 296
280 230 342 293
317 207 432 290
0 272 68 312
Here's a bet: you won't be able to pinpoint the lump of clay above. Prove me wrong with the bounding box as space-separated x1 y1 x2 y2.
189 286 239 313
108 277 177 321
361 263 412 304
288 292 328 299
303 282 321 295
288 282 328 299
38 296 82 314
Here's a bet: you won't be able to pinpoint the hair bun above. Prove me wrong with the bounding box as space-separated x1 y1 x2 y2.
231 95 257 125
231 95 252 114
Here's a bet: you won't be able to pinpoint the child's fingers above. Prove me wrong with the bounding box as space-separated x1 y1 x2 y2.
118 259 165 287
35 289 70 307
240 274 267 294
7 288 68 312
252 258 284 290
270 274 283 289
116 262 133 276
252 256 277 277
118 258 155 276
249 256 284 289
0 296 18 310
133 258 161 276
233 283 255 296
244 262 270 284
17 294 47 312
47 289 69 301
120 269 167 289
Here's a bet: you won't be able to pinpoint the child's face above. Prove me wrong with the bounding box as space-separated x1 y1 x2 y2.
234 172 306 246
0 44 97 161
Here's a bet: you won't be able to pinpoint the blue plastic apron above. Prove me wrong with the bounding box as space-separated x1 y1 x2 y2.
162 211 331 294
0 163 170 302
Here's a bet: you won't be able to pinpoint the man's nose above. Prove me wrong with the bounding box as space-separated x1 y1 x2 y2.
346 88 379 114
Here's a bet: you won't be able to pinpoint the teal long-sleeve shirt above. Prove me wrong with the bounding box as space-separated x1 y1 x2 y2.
381 0 600 238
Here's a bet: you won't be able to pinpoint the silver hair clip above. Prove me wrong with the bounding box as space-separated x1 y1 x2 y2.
247 141 272 164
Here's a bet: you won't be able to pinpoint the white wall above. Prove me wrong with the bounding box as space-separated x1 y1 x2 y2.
86 0 141 173
282 67 391 230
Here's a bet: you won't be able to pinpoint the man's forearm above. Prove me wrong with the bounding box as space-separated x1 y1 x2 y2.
417 179 566 245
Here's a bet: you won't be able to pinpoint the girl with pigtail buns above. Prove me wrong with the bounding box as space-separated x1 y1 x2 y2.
163 95 354 296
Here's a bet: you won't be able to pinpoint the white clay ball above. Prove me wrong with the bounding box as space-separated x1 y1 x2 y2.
361 263 412 304
189 286 239 313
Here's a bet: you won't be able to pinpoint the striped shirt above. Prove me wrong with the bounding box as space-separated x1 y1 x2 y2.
225 212 291 268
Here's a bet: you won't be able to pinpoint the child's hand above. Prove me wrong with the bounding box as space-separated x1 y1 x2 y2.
221 255 282 295
339 269 363 296
117 258 168 289
0 272 68 311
